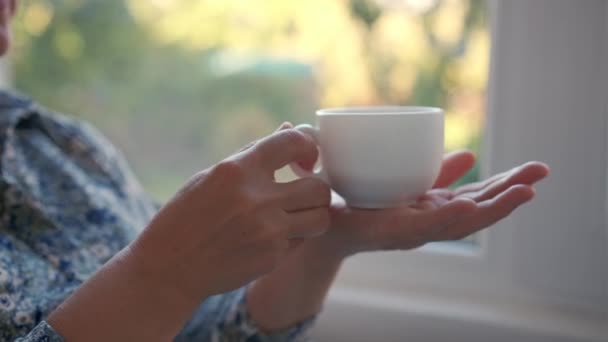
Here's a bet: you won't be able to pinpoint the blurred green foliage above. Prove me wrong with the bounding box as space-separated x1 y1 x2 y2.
11 0 487 200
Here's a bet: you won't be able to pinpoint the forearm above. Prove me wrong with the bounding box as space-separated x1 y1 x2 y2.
47 246 201 341
247 239 343 332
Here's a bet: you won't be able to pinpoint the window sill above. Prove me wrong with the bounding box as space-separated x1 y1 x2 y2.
311 285 608 342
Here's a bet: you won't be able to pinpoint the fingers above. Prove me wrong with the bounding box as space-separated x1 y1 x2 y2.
249 128 319 172
238 122 293 153
458 162 549 202
433 150 477 188
238 140 258 153
375 198 477 250
288 238 306 250
414 189 455 210
453 169 510 196
430 162 546 241
275 122 293 132
412 198 478 234
277 177 331 238
277 177 331 212
434 184 535 241
287 207 331 238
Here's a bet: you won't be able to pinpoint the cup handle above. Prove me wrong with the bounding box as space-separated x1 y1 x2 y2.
290 124 328 182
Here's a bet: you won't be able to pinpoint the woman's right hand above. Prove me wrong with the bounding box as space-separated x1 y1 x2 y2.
129 126 332 304
49 126 332 341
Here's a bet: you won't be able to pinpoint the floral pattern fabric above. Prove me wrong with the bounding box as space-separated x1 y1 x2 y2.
0 91 313 341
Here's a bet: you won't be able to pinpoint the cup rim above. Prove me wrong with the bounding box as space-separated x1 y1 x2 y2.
316 106 443 116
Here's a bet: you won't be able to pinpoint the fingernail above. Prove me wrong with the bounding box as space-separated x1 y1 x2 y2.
276 122 292 131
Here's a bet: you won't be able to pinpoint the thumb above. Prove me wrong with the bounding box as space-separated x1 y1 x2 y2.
275 121 294 132
276 122 315 171
239 122 294 153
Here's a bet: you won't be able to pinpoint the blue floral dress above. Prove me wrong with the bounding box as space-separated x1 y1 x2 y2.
0 91 313 341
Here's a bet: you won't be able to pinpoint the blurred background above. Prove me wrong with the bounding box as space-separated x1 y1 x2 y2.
6 2 607 341
9 0 488 201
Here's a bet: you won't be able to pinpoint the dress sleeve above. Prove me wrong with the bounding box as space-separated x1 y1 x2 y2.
175 287 316 342
14 321 64 342
9 287 317 342
0 232 76 341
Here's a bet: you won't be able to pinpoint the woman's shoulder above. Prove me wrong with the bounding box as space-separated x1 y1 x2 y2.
0 89 126 174
0 89 100 139
0 90 35 132
0 89 32 109
0 88 158 221
0 89 93 145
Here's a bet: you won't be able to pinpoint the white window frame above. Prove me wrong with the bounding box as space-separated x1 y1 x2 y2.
313 1 608 341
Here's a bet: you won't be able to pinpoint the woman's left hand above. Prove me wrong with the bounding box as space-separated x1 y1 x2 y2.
246 149 549 332
308 151 550 259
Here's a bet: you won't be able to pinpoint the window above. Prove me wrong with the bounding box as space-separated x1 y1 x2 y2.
12 0 488 202
316 1 608 340
8 0 607 340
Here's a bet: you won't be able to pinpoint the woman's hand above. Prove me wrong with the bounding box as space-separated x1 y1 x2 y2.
132 127 332 301
48 127 332 341
246 151 549 333
311 151 550 259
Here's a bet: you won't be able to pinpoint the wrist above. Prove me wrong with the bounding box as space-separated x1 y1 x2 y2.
301 235 355 263
110 245 208 336
48 245 201 341
125 238 211 310
247 237 343 332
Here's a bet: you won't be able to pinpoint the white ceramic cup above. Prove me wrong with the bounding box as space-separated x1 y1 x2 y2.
290 106 444 209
